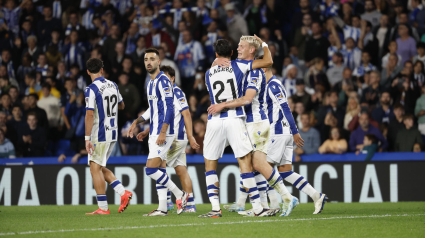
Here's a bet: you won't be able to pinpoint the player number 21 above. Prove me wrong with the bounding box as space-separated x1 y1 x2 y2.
213 78 237 103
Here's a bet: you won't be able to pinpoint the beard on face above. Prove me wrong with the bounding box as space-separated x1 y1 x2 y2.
147 65 157 74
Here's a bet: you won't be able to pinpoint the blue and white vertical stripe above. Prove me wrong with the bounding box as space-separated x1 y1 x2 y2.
243 69 268 123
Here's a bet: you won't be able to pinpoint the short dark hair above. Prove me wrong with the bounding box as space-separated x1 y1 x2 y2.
86 58 104 74
403 114 414 121
301 112 310 118
26 71 36 80
42 83 51 91
27 111 37 120
9 85 18 92
213 39 232 58
160 66 175 78
145 47 160 56
329 127 342 140
28 93 39 101
0 93 10 99
393 103 404 110
365 133 377 144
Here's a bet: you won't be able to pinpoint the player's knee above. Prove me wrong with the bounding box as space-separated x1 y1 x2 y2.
277 164 292 172
145 167 159 176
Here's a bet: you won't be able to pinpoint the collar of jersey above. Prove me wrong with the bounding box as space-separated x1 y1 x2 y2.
94 76 105 82
268 75 277 83
151 71 164 81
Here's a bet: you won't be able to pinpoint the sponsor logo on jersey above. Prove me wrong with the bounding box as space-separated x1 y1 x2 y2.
105 125 118 131
163 87 172 97
276 93 285 103
251 77 258 84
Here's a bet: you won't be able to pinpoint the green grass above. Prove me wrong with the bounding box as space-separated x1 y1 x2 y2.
1 202 424 238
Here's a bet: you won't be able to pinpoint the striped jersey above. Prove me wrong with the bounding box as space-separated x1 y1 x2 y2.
265 76 299 136
205 59 253 120
173 84 189 140
243 68 268 123
85 77 123 142
141 72 174 136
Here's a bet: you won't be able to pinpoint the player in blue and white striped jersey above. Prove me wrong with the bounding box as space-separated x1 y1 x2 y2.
127 48 189 216
84 58 133 215
262 62 327 215
206 36 296 218
137 65 200 214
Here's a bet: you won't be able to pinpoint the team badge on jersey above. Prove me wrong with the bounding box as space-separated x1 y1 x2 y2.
276 93 285 104
163 87 172 97
251 77 258 84
85 97 89 106
179 97 186 106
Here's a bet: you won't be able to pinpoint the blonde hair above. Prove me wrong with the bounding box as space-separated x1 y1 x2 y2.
239 36 261 56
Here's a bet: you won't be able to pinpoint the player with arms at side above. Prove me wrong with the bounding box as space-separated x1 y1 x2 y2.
209 37 300 217
137 65 200 215
261 55 327 214
84 58 133 215
127 48 189 215
199 38 276 218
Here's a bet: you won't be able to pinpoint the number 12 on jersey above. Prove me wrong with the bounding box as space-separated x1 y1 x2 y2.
104 95 117 117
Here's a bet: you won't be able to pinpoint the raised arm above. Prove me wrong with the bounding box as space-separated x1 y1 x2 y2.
331 24 342 50
251 34 273 70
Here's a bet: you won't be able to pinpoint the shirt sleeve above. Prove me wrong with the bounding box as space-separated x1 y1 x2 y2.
234 60 253 74
174 89 189 111
158 78 174 125
269 82 299 135
141 108 151 120
113 82 123 103
246 69 261 92
84 87 95 111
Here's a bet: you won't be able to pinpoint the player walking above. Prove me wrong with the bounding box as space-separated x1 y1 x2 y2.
261 56 327 214
137 65 200 215
208 36 299 217
199 38 276 218
84 58 133 215
127 48 189 215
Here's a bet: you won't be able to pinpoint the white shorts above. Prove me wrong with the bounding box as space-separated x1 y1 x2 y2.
203 117 253 160
88 141 116 167
267 134 293 166
167 138 188 168
147 135 175 161
246 120 270 154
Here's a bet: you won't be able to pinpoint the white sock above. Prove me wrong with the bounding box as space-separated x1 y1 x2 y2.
167 191 172 203
145 167 183 198
267 169 291 202
206 170 220 211
237 179 248 206
156 182 168 212
254 171 269 209
188 193 195 206
97 194 108 211
241 172 263 214
280 171 319 202
110 180 125 196
267 185 279 207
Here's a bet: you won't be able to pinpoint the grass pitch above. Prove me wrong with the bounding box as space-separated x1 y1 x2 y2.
1 202 424 238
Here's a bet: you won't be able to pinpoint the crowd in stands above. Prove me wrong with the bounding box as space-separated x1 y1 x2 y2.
0 0 424 161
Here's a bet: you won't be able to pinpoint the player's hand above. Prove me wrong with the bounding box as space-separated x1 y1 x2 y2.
136 130 149 141
127 122 136 138
293 133 305 148
207 103 225 115
213 58 231 68
156 132 166 145
254 34 264 44
86 140 95 155
189 136 200 150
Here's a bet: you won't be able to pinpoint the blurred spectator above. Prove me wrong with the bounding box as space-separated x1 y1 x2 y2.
387 103 405 150
37 5 62 46
60 78 80 131
415 84 425 137
117 57 142 89
344 96 361 130
291 79 311 111
372 91 394 124
175 30 205 93
395 114 424 151
413 60 425 87
0 77 12 94
390 70 421 115
24 71 40 95
353 51 377 77
293 13 312 62
396 23 417 65
305 22 330 67
381 53 403 90
25 93 48 129
244 0 272 35
0 128 15 158
36 54 49 78
130 36 146 65
326 52 344 87
44 77 61 99
187 119 205 155
373 15 391 59
117 74 140 127
37 83 62 132
295 113 320 162
282 64 297 98
103 25 122 63
62 30 85 70
341 37 362 70
158 47 180 86
16 54 33 85
316 90 345 141
120 111 147 155
318 127 348 154
293 102 305 130
110 41 127 74
22 36 42 65
356 133 378 161
8 86 21 108
45 29 64 55
361 0 382 27
68 64 87 90
0 94 12 118
17 112 46 157
145 20 175 55
349 112 388 152
409 0 425 35
225 3 248 44
0 49 15 80
382 41 403 68
305 58 330 91
412 42 425 65
360 70 381 106
291 0 320 29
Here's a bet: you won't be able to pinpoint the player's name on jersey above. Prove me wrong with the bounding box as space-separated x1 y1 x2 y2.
98 82 117 95
208 66 234 77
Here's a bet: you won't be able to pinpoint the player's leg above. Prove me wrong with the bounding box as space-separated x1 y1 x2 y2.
175 165 196 212
278 140 327 214
199 120 225 218
102 167 133 213
253 171 269 209
145 136 189 215
266 183 280 209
